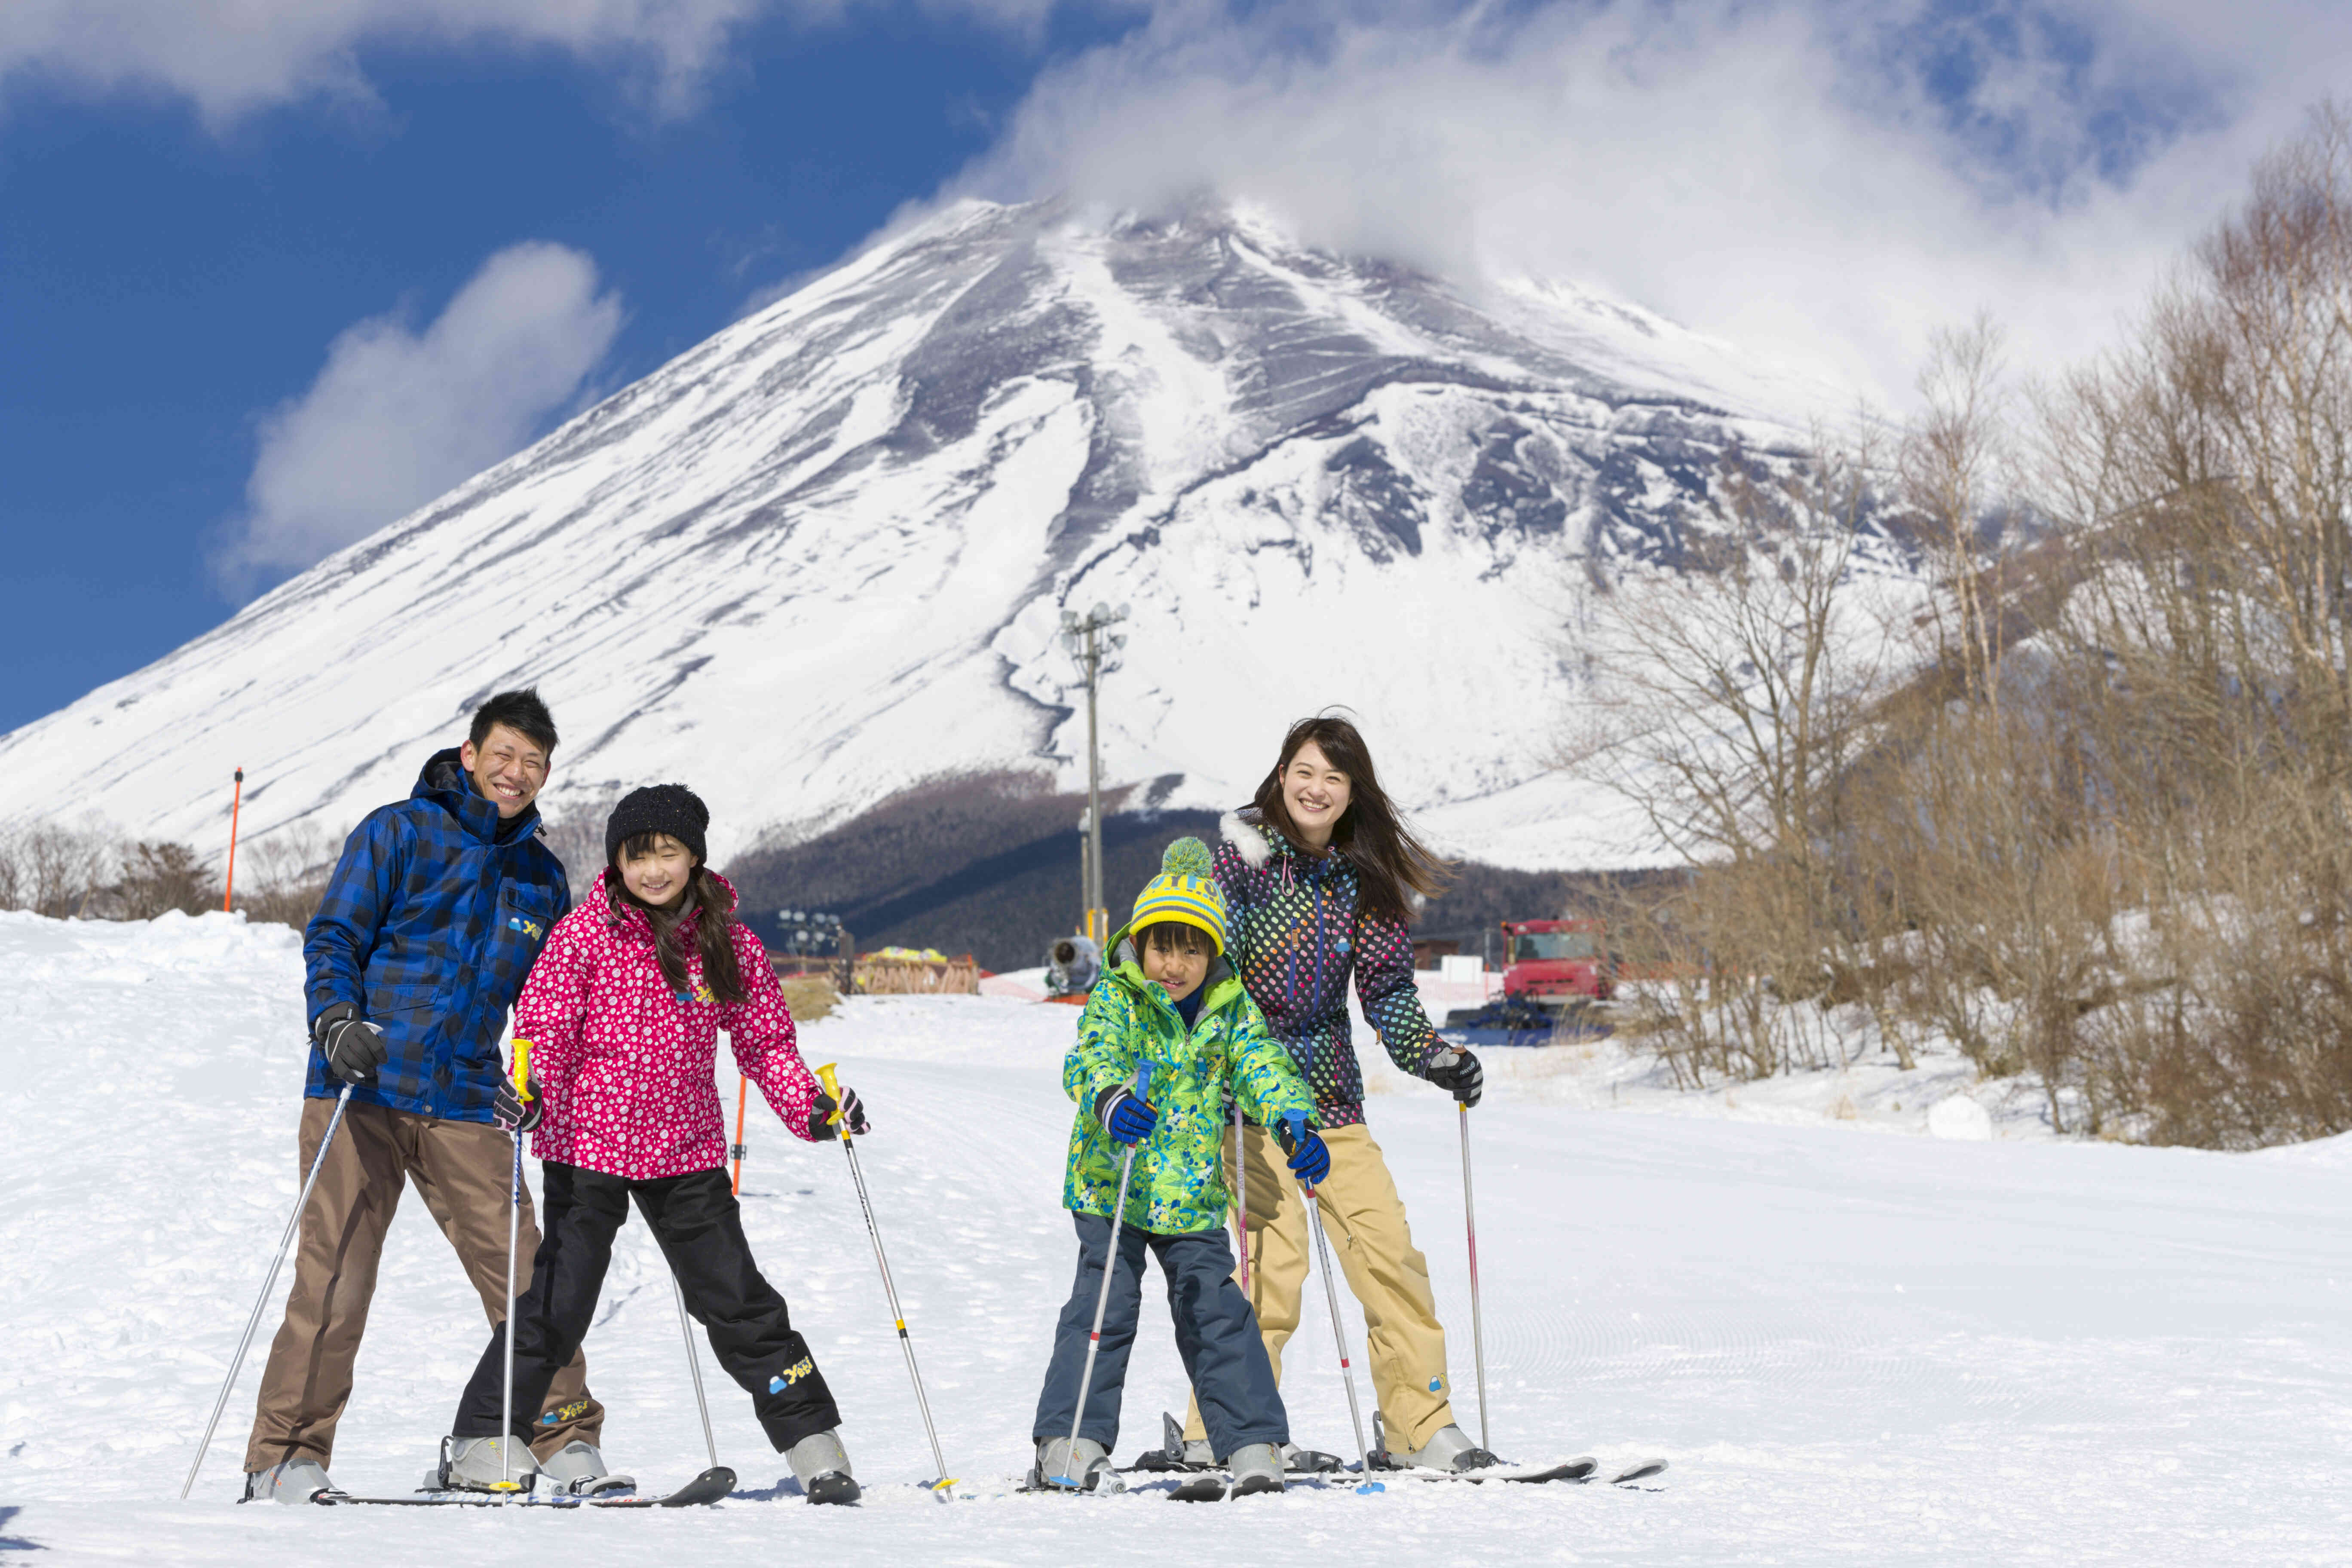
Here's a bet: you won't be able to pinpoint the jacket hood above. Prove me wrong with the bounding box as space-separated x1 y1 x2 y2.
413 746 544 845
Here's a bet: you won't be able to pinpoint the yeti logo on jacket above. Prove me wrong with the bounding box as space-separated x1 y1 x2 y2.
508 913 545 940
768 1357 816 1391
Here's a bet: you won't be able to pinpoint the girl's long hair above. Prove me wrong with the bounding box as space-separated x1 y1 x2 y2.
1248 712 1452 923
607 838 747 1004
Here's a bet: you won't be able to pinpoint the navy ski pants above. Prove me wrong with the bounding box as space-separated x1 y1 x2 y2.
1032 1212 1288 1461
453 1161 839 1453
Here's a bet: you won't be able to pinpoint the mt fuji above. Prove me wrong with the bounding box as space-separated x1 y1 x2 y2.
0 197 1837 869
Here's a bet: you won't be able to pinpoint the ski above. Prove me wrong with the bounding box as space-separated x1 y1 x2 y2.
1608 1458 1669 1485
325 1465 736 1509
1403 1458 1598 1486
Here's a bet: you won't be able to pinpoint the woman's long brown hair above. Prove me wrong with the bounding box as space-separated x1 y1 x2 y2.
1248 712 1452 923
607 836 747 1004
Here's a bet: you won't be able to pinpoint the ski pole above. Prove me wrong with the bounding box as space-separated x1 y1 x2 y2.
1056 1061 1152 1489
180 1079 355 1499
816 1062 956 1497
672 1276 718 1468
1286 1110 1383 1494
1457 1097 1490 1454
498 1039 532 1491
729 1076 750 1195
1231 1107 1250 1292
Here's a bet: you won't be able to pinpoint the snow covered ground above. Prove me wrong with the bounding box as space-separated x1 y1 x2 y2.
8 910 2352 1562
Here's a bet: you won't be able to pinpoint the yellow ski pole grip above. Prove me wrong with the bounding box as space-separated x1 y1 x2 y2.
511 1037 533 1101
816 1062 845 1132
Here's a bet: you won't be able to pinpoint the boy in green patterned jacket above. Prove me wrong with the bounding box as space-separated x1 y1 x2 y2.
1028 839 1330 1499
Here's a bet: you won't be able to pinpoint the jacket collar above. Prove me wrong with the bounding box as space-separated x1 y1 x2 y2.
1106 945 1243 1020
413 746 543 848
1222 809 1340 880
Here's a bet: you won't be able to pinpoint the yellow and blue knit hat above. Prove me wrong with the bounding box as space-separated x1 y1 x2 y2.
1130 837 1228 956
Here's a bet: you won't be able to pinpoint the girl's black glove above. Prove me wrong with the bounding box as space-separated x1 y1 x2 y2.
809 1086 869 1140
494 1071 544 1133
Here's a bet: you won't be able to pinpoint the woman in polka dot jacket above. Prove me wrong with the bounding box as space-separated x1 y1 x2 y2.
444 784 869 1505
1177 715 1497 1475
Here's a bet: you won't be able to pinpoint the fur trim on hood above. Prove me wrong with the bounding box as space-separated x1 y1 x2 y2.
1220 809 1272 867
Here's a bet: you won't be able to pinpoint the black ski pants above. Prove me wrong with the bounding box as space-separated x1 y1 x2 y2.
1032 1212 1288 1461
453 1161 839 1453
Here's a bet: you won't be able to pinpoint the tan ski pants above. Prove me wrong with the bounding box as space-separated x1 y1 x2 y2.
242 1096 602 1473
1183 1122 1458 1454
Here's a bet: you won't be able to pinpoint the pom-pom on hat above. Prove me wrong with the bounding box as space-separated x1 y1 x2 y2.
1129 836 1228 956
606 784 711 867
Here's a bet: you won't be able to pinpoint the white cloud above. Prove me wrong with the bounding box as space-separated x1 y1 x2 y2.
215 241 623 586
0 0 772 122
0 0 1091 123
955 0 2352 404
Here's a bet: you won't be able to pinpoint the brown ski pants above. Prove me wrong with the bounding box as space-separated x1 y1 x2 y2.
241 1096 602 1473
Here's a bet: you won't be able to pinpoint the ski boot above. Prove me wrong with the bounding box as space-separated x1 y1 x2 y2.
1029 1436 1124 1494
535 1441 636 1497
1128 1412 1215 1473
785 1429 860 1505
241 1456 344 1504
438 1435 539 1493
1227 1443 1286 1497
1372 1413 1499 1474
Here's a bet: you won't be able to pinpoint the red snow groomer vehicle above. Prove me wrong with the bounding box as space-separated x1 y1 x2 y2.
1500 918 1613 1006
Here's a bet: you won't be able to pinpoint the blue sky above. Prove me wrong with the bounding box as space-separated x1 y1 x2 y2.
1 0 2339 736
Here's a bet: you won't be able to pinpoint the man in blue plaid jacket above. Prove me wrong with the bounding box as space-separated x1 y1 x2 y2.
239 689 615 1503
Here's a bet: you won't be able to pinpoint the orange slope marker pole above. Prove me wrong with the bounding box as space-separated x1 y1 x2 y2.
221 768 245 912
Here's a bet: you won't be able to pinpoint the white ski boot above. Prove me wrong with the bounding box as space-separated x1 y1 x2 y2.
1392 1423 1499 1473
535 1440 635 1497
241 1456 343 1504
1030 1436 1124 1494
1227 1442 1286 1497
438 1435 539 1493
784 1429 860 1506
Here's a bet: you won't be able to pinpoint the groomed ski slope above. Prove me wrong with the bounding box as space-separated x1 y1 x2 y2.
6 910 2352 1563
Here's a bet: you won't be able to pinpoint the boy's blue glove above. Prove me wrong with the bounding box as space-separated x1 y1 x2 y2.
1275 1113 1331 1186
1094 1083 1158 1145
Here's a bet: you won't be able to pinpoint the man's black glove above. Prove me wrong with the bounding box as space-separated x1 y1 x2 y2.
1424 1046 1484 1108
495 1070 544 1133
809 1086 870 1141
313 1002 389 1086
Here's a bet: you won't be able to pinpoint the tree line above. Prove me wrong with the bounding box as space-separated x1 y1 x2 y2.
1575 104 2352 1149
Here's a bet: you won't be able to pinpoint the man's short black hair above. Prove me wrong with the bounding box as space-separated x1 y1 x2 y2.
469 688 558 755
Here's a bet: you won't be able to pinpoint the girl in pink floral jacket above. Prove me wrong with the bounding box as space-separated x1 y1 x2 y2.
444 784 870 1505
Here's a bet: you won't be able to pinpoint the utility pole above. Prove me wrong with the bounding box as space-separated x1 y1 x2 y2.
1061 601 1128 945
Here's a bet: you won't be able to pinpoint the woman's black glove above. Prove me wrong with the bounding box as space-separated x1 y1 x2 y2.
313 1002 389 1086
809 1086 869 1140
1424 1047 1484 1108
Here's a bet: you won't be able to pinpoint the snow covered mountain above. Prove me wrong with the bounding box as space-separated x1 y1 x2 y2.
0 198 1836 868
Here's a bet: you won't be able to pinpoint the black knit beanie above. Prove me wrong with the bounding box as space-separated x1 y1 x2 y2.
606 784 710 866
